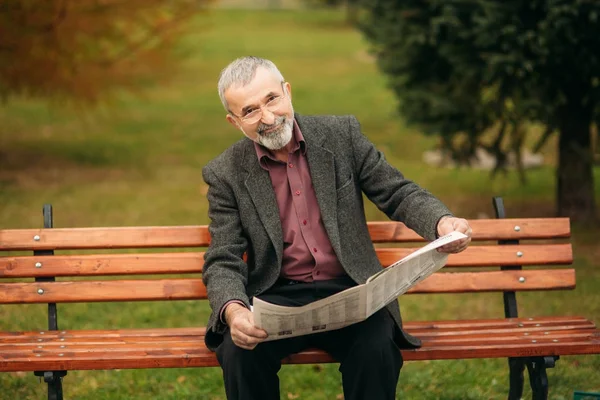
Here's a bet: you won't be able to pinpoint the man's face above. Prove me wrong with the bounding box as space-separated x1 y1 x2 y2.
224 67 294 151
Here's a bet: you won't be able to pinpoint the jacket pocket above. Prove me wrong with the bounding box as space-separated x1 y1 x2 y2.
336 174 355 200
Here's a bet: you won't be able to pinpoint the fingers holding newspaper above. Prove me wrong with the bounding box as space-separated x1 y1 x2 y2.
436 216 472 253
225 303 268 349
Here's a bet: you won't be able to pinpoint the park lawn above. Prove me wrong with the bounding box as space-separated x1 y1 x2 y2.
1 8 599 400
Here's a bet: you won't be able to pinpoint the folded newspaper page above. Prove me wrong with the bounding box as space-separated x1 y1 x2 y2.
253 230 467 341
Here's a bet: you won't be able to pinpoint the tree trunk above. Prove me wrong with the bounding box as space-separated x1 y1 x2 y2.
556 105 597 223
346 0 358 24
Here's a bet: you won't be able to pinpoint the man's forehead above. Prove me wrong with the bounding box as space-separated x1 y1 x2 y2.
226 69 281 106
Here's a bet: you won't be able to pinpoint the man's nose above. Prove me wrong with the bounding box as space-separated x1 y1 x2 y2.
260 108 276 125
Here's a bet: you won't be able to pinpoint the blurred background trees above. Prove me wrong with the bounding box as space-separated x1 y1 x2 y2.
0 0 597 223
0 0 205 104
358 0 599 222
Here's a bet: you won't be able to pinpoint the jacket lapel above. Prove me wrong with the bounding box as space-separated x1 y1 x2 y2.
242 142 283 266
300 116 343 259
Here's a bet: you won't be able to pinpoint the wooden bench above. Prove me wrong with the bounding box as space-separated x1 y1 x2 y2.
1 197 599 400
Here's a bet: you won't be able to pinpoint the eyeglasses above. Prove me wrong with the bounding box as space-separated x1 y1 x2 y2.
231 83 288 125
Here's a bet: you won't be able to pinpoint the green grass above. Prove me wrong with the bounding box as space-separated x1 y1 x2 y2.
1 7 600 400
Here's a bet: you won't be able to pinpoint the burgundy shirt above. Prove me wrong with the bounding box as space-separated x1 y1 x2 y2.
220 121 346 322
254 120 346 282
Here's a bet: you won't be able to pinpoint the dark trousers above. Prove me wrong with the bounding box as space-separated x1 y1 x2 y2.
216 277 403 400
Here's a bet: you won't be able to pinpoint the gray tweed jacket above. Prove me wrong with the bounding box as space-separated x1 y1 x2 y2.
201 114 452 351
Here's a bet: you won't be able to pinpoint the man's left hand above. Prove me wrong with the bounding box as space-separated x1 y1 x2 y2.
436 216 472 253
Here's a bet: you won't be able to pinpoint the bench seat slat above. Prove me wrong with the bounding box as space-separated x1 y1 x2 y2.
0 316 593 343
0 218 570 251
0 244 573 278
1 328 595 351
286 336 600 364
404 315 590 329
2 332 596 355
0 327 207 340
1 326 597 371
0 316 590 342
409 323 593 337
2 324 593 347
0 269 575 304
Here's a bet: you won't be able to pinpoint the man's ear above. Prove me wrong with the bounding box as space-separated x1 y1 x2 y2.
226 114 240 129
284 81 292 100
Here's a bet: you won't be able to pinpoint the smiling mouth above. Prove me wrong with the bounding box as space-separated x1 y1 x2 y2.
260 125 280 135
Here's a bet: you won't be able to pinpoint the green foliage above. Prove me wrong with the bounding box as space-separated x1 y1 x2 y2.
357 0 600 220
358 0 600 151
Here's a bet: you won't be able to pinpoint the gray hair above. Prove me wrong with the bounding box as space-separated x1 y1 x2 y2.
218 56 285 112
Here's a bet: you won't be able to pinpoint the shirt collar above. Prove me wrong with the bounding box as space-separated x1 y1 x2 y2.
254 119 306 170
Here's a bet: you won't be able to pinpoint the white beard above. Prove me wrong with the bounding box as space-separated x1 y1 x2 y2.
256 115 294 151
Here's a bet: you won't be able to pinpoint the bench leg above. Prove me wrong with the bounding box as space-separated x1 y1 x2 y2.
525 356 558 400
507 357 525 400
34 371 67 400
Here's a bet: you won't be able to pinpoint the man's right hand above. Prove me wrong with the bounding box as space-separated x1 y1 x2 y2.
224 303 268 350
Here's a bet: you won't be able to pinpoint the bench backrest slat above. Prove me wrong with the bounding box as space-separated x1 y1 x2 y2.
368 218 570 242
0 226 212 251
0 269 575 304
0 218 569 251
0 253 204 277
0 279 206 304
0 244 572 278
409 269 575 294
376 244 573 268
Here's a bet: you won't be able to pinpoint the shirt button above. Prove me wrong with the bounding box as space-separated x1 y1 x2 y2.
313 247 318 253
295 190 301 196
303 220 307 225
288 163 294 168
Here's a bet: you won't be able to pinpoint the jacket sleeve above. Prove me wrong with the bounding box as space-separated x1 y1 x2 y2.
202 164 251 331
347 116 452 241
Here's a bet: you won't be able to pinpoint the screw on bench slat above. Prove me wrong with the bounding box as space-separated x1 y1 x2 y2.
37 289 44 295
514 226 521 232
33 235 40 241
516 251 523 257
519 277 526 283
35 262 42 268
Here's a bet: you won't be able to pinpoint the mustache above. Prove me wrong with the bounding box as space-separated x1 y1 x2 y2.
257 116 286 135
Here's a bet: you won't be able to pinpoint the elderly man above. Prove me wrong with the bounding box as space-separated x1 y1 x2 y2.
202 56 472 400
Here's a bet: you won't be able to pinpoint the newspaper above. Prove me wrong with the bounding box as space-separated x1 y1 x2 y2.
252 231 467 341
